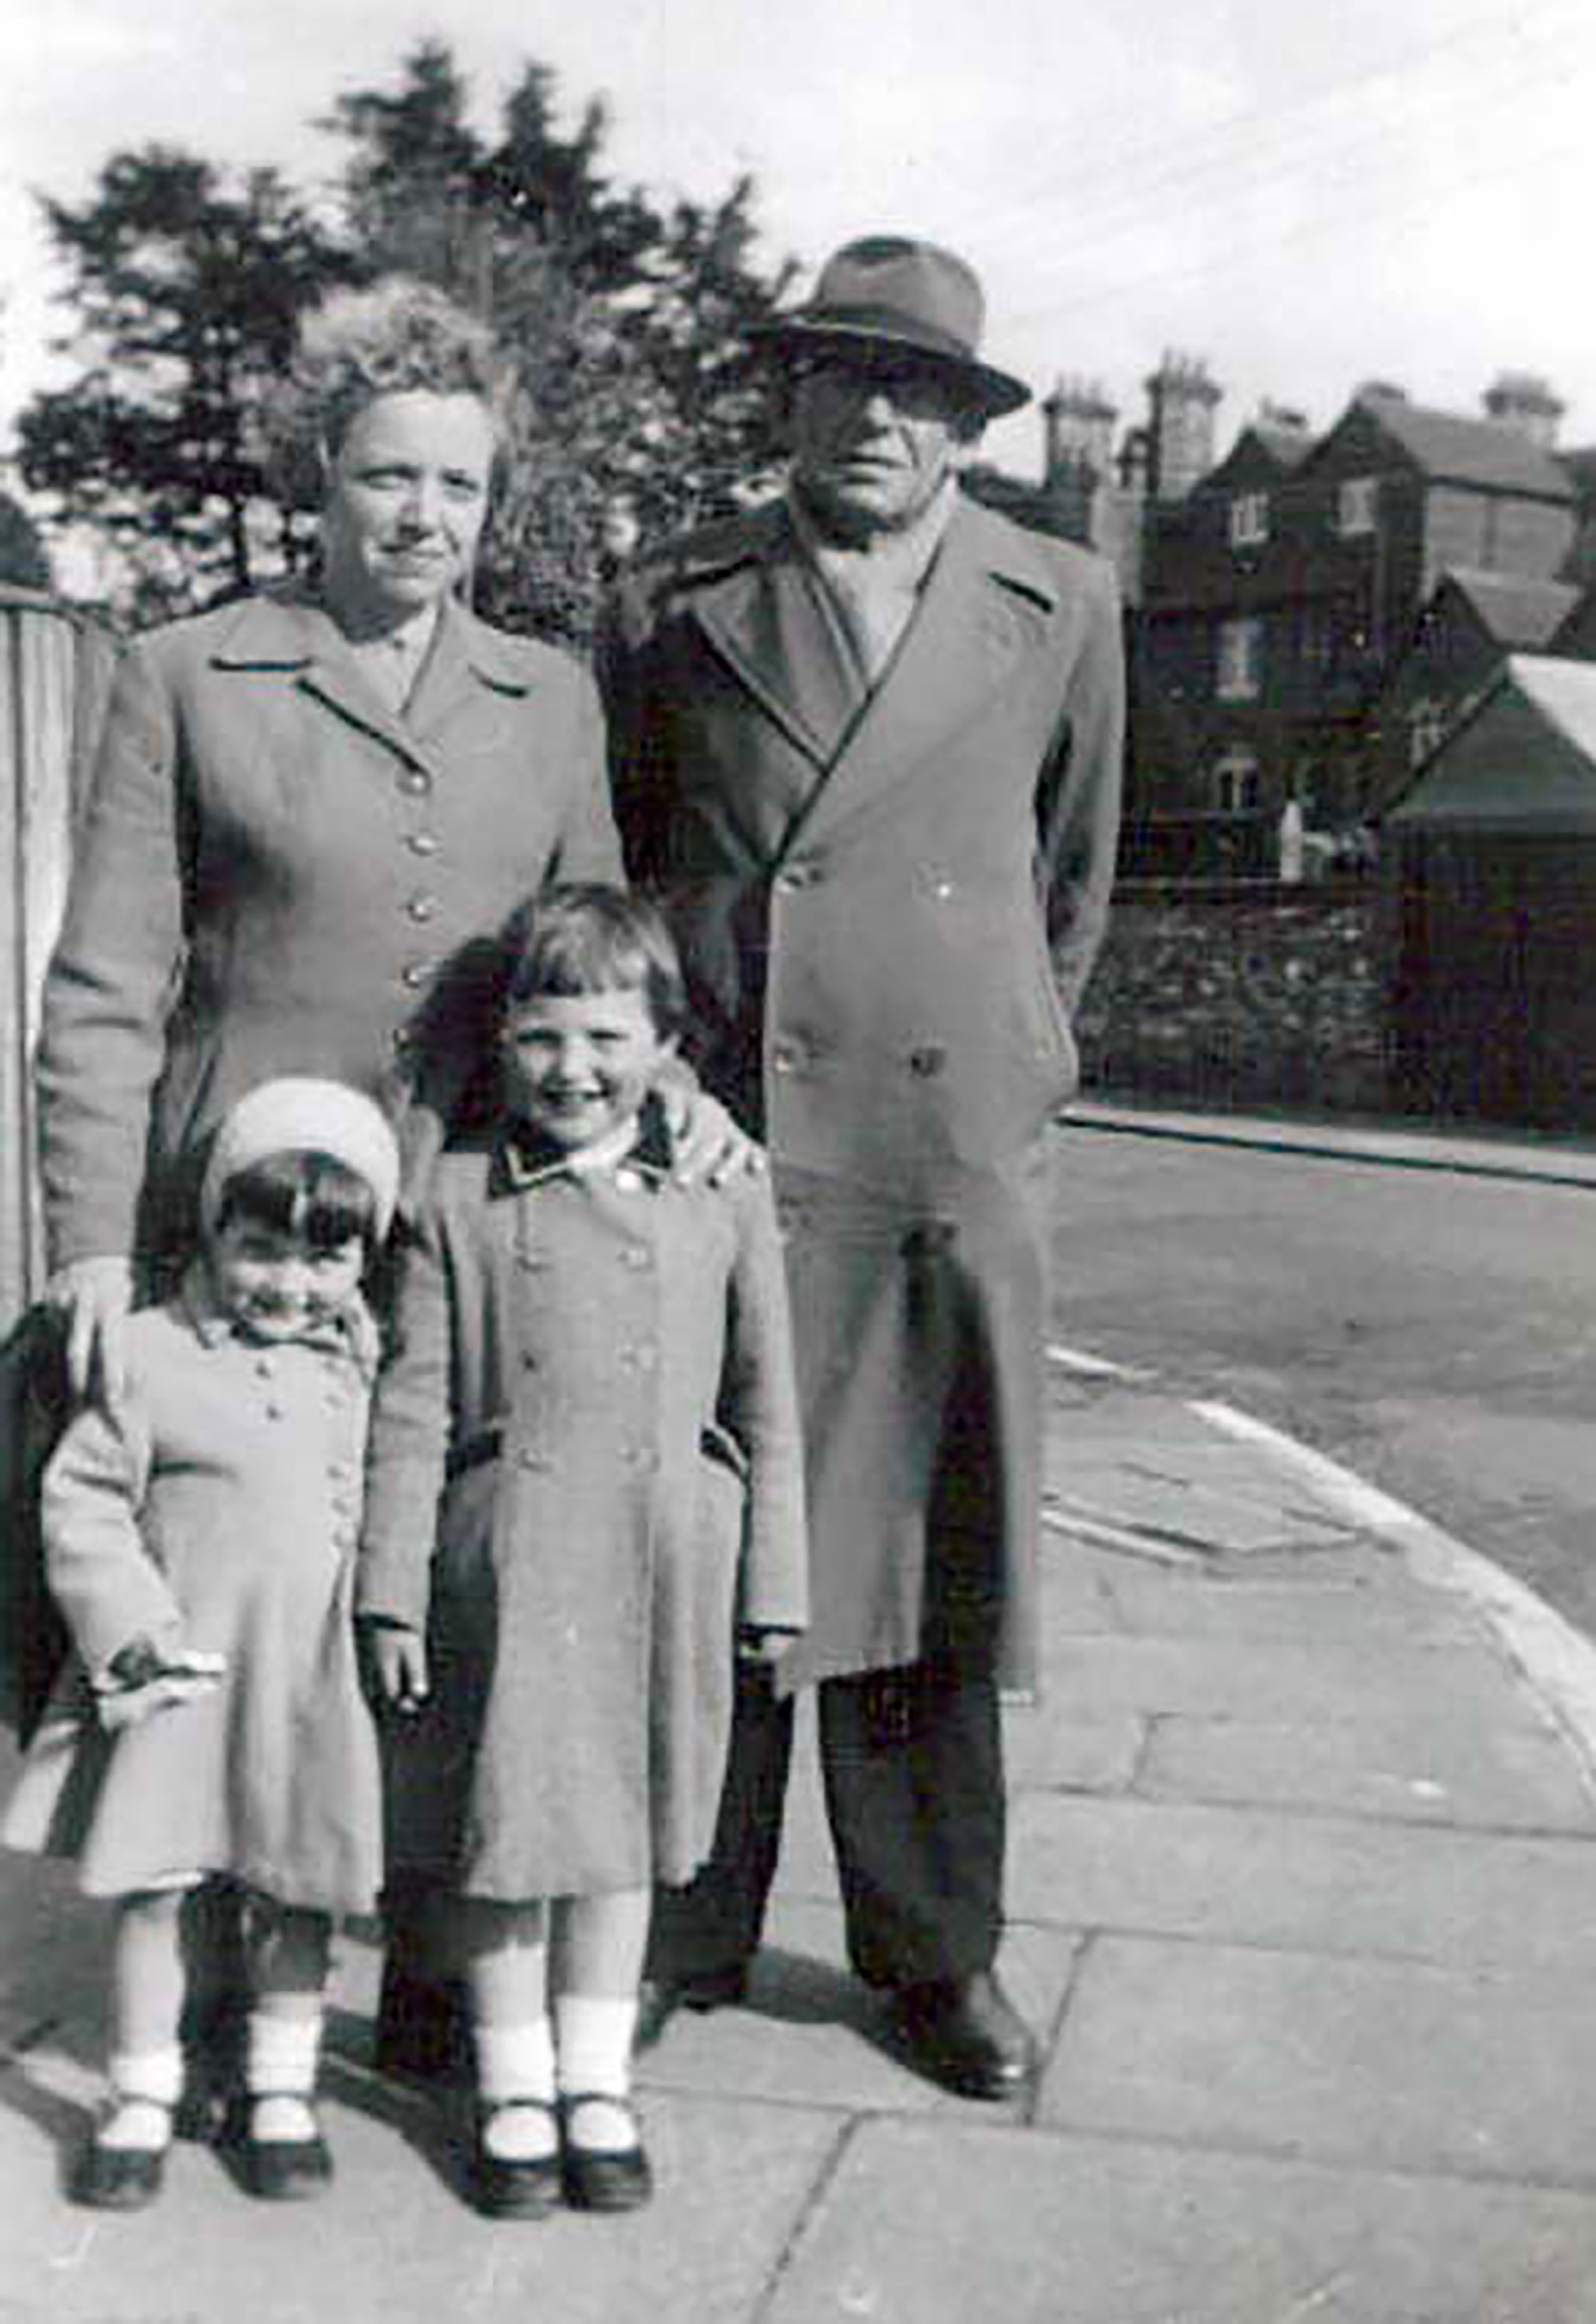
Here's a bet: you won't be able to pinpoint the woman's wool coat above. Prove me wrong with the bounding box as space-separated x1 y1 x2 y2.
600 494 1124 1695
36 586 623 1271
357 1128 809 1898
2 1277 382 1914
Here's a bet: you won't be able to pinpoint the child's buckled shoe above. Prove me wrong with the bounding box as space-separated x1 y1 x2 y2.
73 2098 175 2211
470 2097 563 2219
226 2092 333 2200
559 2092 652 2212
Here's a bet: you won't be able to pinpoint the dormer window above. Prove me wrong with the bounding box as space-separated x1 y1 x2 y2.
1229 491 1269 548
1337 477 1378 536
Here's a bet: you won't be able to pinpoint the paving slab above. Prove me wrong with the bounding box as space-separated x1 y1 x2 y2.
766 2117 1596 2324
1140 1707 1596 1830
1099 1560 1488 1643
0 2066 840 2324
1008 1793 1596 1969
1044 1932 1596 2187
1045 1472 1357 1557
634 1893 1079 2118
1032 1533 1124 1630
1033 1627 1529 1726
1004 1706 1147 1796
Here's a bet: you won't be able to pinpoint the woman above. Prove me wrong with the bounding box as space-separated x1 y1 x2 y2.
38 276 640 1405
32 272 743 2095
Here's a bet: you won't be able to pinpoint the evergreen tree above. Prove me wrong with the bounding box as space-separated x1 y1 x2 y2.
14 47 794 639
320 42 794 646
0 486 51 592
15 149 352 617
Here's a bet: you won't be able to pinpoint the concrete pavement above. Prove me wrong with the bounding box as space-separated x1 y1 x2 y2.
6 1180 1596 2316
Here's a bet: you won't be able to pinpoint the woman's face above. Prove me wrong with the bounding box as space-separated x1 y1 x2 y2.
319 390 497 629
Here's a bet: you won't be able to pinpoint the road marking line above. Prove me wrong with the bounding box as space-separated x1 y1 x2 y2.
1047 1342 1154 1381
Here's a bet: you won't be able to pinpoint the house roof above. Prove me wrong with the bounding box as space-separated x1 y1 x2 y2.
1248 422 1314 470
1353 396 1574 500
1511 653 1596 756
1386 653 1596 828
1201 421 1313 494
1442 567 1580 648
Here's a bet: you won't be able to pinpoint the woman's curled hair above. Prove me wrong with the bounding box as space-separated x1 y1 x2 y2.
264 275 516 506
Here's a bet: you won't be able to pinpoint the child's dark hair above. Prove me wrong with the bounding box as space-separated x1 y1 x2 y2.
501 883 687 1041
211 1151 381 1256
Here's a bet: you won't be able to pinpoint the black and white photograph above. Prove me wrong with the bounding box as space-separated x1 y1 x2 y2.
3 4 1596 2317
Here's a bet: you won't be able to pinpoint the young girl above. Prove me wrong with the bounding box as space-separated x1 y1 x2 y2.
3 1077 399 2210
358 884 807 2219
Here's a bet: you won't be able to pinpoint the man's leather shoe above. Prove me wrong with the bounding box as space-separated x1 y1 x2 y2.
889 1970 1038 2099
636 1962 749 2047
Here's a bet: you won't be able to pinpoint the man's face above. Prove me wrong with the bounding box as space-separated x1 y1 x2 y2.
786 351 977 541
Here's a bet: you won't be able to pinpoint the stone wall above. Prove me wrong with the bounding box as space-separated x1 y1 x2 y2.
1075 880 1391 1114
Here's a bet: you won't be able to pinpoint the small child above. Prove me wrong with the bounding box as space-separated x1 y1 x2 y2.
3 1077 399 2210
358 883 807 2219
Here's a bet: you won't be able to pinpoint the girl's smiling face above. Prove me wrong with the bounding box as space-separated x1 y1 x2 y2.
207 1218 365 1342
501 985 673 1156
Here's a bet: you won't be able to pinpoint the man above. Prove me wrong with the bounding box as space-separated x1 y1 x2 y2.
599 236 1123 2097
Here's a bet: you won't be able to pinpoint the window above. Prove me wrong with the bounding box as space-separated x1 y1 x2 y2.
1211 749 1261 815
1215 615 1263 700
1229 491 1269 548
1337 476 1377 536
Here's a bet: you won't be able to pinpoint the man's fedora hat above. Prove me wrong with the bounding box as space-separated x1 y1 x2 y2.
753 236 1031 419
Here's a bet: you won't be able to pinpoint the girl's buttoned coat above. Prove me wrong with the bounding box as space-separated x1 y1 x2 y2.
2 1278 382 1914
600 494 1123 1695
37 587 623 1271
358 1127 808 1898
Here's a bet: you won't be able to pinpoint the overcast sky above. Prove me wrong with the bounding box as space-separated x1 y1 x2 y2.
5 0 1594 486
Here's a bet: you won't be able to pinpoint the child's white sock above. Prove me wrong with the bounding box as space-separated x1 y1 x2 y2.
246 2010 322 2142
555 1995 639 2152
102 2046 182 2150
474 2019 557 2161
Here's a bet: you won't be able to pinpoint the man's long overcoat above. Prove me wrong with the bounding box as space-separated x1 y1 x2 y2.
600 493 1124 1694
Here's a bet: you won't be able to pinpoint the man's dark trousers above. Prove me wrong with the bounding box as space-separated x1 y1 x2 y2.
649 1653 1005 1993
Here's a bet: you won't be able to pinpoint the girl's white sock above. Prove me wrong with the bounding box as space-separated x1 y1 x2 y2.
246 2009 323 2142
553 1993 638 2096
102 2045 183 2150
473 2017 556 2105
246 2009 323 2095
555 1996 641 2153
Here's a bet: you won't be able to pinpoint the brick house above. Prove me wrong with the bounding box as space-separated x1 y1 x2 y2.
1124 374 1578 867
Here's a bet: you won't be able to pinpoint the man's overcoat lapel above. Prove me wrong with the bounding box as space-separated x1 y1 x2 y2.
687 526 865 772
685 500 1044 861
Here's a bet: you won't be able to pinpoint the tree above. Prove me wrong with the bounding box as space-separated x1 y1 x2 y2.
0 486 50 591
16 149 352 617
14 48 796 640
320 42 795 646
